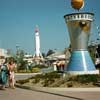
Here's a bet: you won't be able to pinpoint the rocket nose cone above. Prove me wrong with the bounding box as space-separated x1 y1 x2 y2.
35 30 38 33
35 25 39 33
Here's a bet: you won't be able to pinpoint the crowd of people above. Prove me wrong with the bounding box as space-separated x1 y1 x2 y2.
0 57 16 90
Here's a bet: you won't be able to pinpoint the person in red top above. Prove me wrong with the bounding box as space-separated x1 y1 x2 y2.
7 58 16 89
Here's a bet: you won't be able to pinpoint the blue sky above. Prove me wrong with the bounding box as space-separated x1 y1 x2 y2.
0 0 100 54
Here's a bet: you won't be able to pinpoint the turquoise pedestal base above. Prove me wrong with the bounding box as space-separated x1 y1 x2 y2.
65 51 99 75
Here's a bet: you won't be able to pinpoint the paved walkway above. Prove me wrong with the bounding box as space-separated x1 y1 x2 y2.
0 87 100 100
0 73 100 100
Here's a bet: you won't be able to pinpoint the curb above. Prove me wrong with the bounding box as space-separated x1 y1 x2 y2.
15 83 100 92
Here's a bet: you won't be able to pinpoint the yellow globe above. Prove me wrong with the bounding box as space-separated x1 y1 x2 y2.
71 0 84 10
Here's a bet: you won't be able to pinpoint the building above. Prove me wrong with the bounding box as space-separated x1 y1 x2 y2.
46 49 71 71
0 48 10 64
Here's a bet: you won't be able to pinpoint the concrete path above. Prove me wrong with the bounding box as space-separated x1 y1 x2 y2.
0 73 100 100
0 87 100 100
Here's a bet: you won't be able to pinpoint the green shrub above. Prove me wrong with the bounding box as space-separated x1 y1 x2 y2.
33 64 48 69
43 72 61 79
42 78 55 87
31 68 40 73
34 74 44 79
32 78 40 84
67 82 73 87
76 75 98 83
16 79 29 85
17 69 27 73
66 74 100 84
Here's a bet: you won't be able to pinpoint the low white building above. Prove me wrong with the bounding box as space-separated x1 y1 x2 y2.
23 54 33 63
46 50 71 71
0 48 10 64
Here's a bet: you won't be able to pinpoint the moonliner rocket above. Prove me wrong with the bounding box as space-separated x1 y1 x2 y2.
34 25 42 58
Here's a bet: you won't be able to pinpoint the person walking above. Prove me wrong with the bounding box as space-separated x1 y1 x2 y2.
0 58 8 90
7 58 16 89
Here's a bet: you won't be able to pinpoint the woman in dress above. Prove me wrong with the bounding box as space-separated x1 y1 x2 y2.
7 58 16 89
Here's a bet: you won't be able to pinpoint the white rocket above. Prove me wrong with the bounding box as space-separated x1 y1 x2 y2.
34 25 41 57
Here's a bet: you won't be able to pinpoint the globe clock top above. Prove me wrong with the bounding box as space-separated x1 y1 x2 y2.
71 0 84 11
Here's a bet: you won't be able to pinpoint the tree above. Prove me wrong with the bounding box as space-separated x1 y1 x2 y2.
88 45 96 63
96 44 100 57
15 49 28 70
42 52 46 58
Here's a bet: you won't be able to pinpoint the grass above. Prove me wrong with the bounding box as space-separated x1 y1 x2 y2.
16 72 100 87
